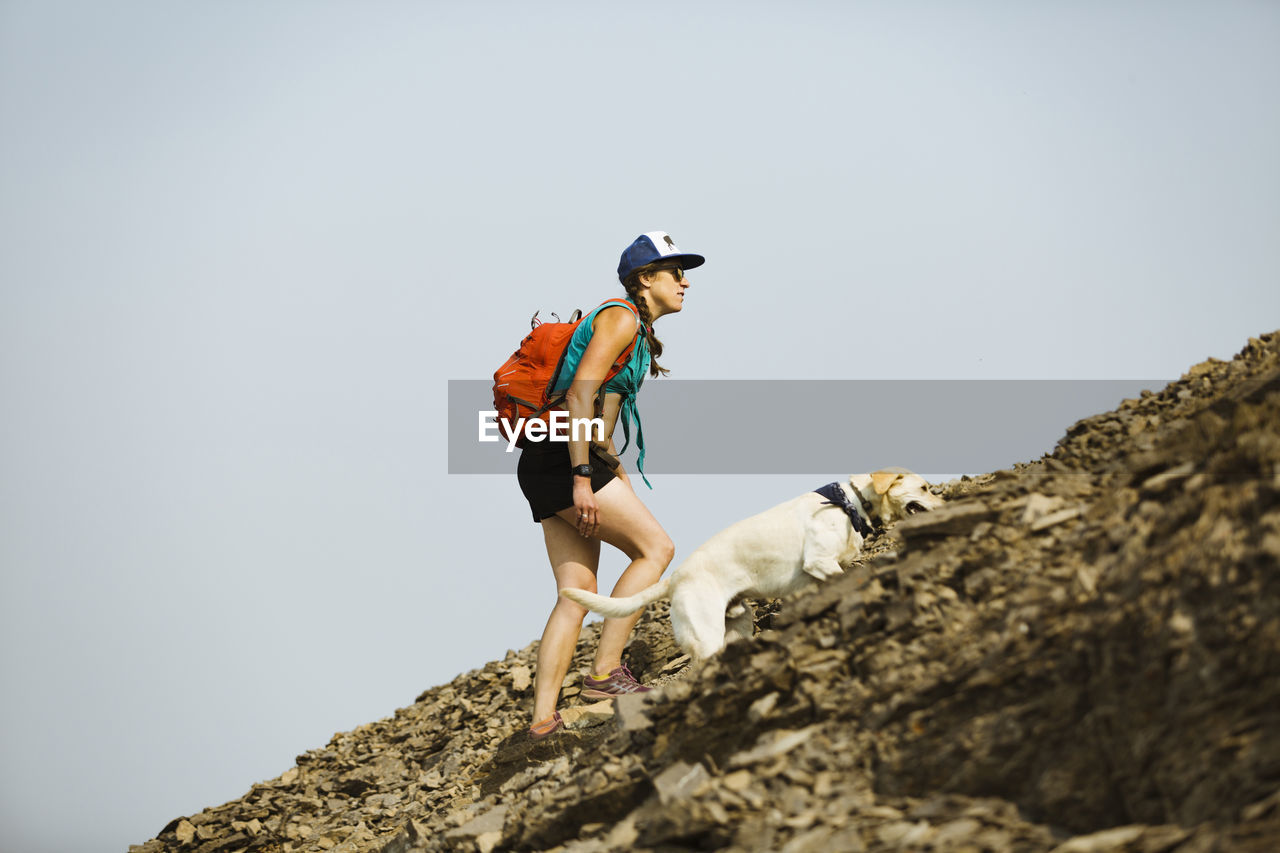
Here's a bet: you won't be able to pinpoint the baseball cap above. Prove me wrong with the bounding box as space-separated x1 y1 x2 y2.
617 231 706 282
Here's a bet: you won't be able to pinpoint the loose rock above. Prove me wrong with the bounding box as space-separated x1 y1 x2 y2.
131 330 1280 853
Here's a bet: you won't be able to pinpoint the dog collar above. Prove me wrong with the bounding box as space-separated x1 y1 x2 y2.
814 482 875 538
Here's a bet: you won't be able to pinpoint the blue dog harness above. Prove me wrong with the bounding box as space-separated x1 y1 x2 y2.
813 482 874 538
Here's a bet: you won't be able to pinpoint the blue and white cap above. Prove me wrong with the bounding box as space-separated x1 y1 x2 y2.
617 231 706 283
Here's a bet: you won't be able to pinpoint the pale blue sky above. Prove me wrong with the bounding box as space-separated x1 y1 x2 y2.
2 2 1278 850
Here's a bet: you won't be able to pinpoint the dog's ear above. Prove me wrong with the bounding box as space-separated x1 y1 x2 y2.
870 470 902 496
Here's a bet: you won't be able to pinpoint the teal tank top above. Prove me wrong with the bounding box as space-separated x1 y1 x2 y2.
550 301 652 487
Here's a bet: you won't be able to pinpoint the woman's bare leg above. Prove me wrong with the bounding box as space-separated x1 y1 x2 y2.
554 477 675 675
531 517 600 725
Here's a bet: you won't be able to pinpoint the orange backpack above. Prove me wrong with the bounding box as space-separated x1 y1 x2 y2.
491 298 641 446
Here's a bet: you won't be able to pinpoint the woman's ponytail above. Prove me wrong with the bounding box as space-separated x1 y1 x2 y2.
621 265 671 377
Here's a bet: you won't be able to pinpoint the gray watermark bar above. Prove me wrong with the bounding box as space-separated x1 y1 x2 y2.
450 379 1169 475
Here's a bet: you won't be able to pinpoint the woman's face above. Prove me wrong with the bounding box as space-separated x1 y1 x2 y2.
641 267 690 318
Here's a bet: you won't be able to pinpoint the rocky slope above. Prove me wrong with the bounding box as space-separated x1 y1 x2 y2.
133 332 1280 853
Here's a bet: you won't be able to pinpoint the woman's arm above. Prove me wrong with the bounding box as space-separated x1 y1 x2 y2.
565 305 637 535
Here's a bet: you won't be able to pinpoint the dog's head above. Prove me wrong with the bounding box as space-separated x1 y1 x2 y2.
849 467 945 525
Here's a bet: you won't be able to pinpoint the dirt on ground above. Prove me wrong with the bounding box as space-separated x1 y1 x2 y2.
133 331 1280 853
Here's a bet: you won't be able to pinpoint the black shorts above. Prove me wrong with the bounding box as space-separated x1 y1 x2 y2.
516 440 618 523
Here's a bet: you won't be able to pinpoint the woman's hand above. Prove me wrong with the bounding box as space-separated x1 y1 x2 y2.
572 476 599 537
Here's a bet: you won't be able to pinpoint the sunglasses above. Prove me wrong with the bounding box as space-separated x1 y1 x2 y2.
669 267 685 282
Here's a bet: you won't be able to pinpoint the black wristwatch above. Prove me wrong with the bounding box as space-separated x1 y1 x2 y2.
571 464 594 478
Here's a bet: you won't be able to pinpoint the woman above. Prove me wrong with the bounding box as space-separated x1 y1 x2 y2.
519 231 703 739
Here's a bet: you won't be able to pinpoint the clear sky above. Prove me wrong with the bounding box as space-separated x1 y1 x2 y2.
2 2 1277 850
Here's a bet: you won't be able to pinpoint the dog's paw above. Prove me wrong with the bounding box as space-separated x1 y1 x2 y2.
802 560 845 581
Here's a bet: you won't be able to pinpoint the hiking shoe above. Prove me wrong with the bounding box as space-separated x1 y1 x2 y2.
528 711 563 740
581 664 652 700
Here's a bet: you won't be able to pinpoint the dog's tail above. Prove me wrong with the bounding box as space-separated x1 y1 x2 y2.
559 578 672 618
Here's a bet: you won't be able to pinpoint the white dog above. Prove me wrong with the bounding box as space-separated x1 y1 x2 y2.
561 469 944 660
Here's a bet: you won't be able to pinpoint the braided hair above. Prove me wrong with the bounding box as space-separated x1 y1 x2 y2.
621 262 675 377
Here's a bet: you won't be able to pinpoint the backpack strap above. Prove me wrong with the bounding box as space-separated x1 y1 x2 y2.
540 298 643 413
594 298 644 370
596 297 644 329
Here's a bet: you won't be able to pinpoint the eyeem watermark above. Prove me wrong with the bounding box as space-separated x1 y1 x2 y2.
478 411 605 452
455 380 1172 473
